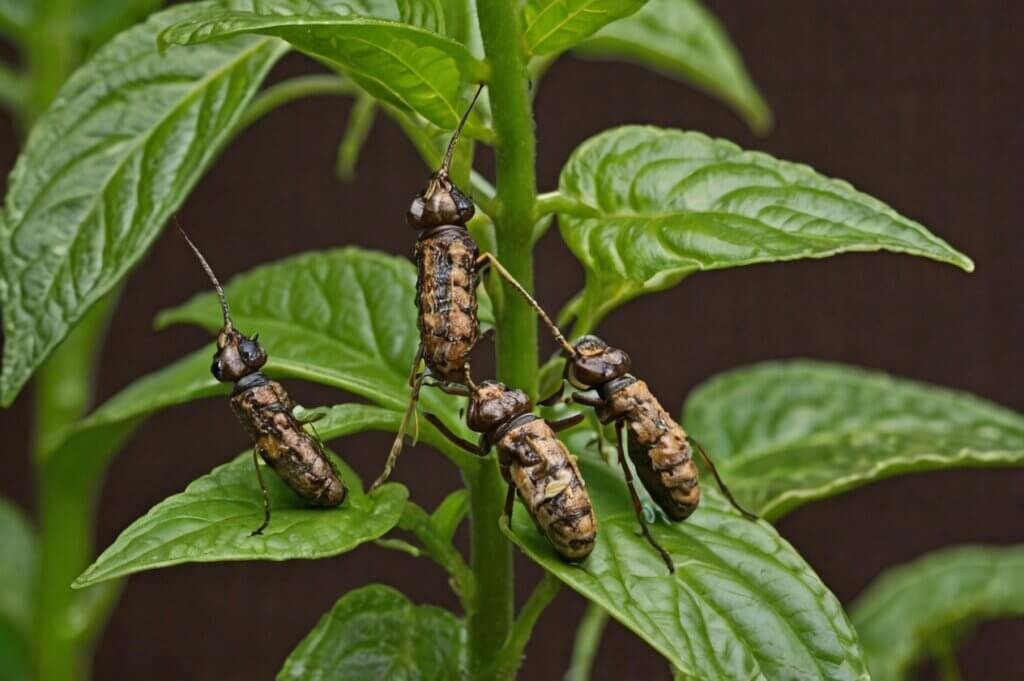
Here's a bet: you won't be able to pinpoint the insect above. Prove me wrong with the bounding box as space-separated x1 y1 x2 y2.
372 84 550 490
179 227 346 535
423 381 597 563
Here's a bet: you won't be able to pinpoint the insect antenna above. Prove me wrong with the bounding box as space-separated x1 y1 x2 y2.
439 83 485 178
689 436 759 521
175 219 233 330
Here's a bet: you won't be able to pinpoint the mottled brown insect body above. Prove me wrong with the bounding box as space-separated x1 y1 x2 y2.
596 377 699 520
415 224 480 384
230 375 346 508
496 416 596 562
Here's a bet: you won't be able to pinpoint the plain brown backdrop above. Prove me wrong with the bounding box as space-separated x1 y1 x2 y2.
1 1 1022 679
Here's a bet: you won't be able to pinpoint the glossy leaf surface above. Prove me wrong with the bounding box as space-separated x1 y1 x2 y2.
278 584 464 680
0 2 287 405
522 0 645 56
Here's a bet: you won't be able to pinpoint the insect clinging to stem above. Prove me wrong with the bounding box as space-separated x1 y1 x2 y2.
178 224 346 535
423 381 597 563
371 83 559 491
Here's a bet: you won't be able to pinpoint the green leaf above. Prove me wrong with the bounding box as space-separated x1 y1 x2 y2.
159 1 486 130
683 360 1024 520
74 404 408 587
157 248 486 446
430 489 469 543
74 0 164 45
851 545 1024 681
0 619 28 681
0 0 29 37
522 0 645 56
574 0 771 132
557 126 973 331
0 498 35 637
278 584 464 681
503 459 869 680
0 2 288 406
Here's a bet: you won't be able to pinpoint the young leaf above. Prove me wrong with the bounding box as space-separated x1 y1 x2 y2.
0 498 36 637
74 409 407 588
430 489 469 543
503 459 869 681
573 0 772 132
557 126 973 331
851 545 1024 681
0 2 288 406
522 0 645 56
683 361 1024 520
278 584 465 681
159 1 486 130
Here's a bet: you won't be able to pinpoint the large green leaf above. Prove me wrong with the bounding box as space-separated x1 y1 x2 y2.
0 2 288 406
0 498 35 637
557 126 973 331
504 459 868 680
851 545 1024 681
683 361 1024 520
522 0 645 56
278 584 464 680
74 405 407 587
574 0 771 132
160 0 486 130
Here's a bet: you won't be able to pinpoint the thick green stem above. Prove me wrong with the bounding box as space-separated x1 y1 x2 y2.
467 2 538 679
24 0 76 123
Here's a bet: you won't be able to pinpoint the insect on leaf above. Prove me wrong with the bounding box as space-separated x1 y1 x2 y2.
74 408 407 588
278 584 465 681
0 2 288 407
522 0 646 56
503 459 869 680
683 360 1024 520
573 0 772 132
159 0 486 130
850 545 1024 681
557 126 973 332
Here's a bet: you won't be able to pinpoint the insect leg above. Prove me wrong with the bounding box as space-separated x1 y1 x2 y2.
372 359 427 492
546 412 585 433
423 412 486 456
689 436 759 521
570 392 606 408
250 447 271 536
614 421 674 573
503 483 516 520
476 252 577 356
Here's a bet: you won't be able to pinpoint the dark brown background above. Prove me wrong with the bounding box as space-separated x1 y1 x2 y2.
1 2 1022 679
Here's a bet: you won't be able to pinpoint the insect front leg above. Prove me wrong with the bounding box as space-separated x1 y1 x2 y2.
546 412 585 433
689 436 759 522
371 347 427 491
422 412 487 456
615 421 674 573
250 446 271 536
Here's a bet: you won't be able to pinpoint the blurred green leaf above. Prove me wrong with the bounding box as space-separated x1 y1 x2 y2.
0 0 29 37
851 545 1024 681
556 126 973 332
522 0 645 56
0 619 27 681
430 489 469 543
74 0 164 46
503 459 869 680
160 0 486 130
574 0 771 132
683 360 1024 520
75 405 407 587
0 498 35 637
278 584 464 681
0 2 288 406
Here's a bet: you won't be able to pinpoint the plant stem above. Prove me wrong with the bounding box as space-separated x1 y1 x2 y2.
24 0 76 123
564 603 610 681
234 74 356 134
492 573 561 680
468 2 538 679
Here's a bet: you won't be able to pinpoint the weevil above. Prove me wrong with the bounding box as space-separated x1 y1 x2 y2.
423 381 596 563
372 84 560 490
179 227 346 535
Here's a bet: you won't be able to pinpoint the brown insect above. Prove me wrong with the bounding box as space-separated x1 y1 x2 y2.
179 227 346 535
372 84 553 490
423 381 596 563
556 334 759 570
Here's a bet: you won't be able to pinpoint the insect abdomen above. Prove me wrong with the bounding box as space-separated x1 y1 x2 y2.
415 227 479 383
498 419 596 562
230 379 346 507
606 380 700 521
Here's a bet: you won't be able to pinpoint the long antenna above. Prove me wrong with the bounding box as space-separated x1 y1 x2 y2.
175 218 232 330
439 83 485 178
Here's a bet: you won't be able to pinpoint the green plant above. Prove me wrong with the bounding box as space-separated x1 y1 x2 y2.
0 2 1021 680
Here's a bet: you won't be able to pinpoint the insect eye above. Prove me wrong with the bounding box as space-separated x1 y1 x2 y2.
210 358 224 381
239 341 261 364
